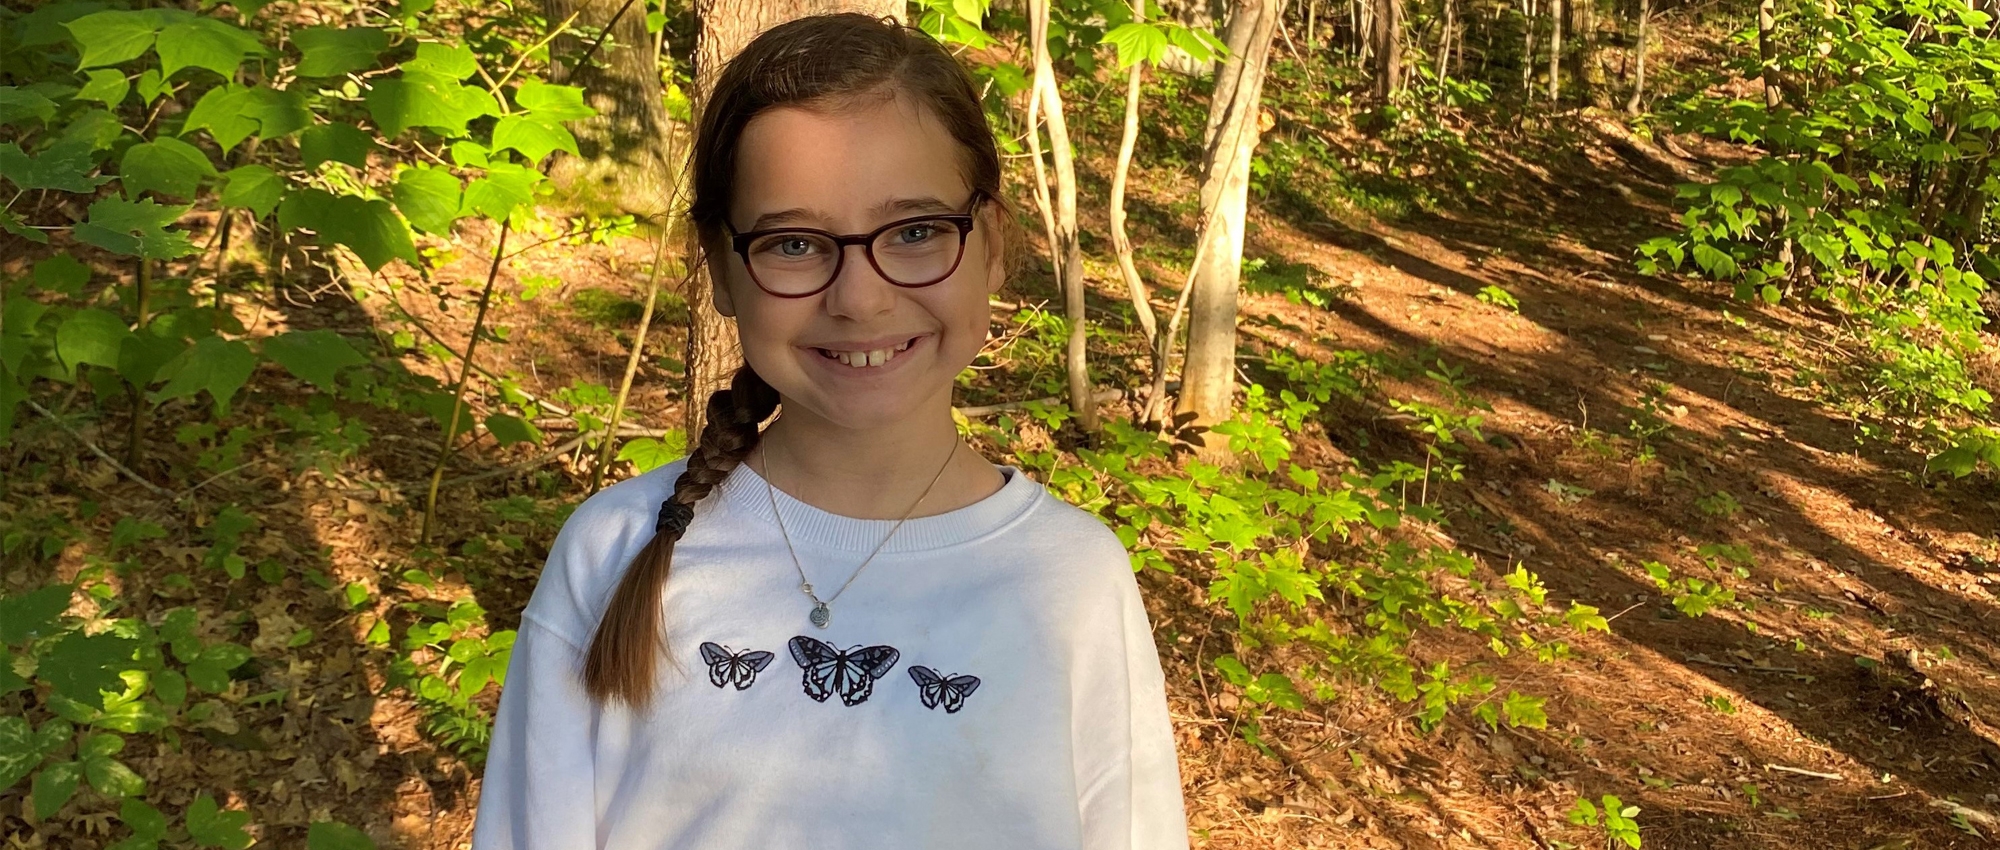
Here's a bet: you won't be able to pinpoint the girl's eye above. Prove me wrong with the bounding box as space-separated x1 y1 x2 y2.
778 238 815 256
895 224 937 244
752 236 823 258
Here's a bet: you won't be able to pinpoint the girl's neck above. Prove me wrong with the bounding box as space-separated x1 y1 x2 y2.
756 404 1003 521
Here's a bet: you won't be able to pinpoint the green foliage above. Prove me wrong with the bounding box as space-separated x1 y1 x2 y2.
1569 795 1644 848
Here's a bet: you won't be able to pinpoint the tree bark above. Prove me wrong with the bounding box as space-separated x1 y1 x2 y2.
683 0 902 439
541 0 672 216
1521 0 1537 96
1436 0 1455 81
1625 0 1649 114
1179 0 1285 444
1569 0 1609 107
1370 0 1400 99
1027 0 1098 432
1758 0 1781 109
1547 0 1562 102
1110 1 1160 349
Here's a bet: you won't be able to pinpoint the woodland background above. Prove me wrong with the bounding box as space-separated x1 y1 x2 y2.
2 0 1998 847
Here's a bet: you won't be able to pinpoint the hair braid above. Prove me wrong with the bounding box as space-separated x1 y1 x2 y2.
583 365 779 708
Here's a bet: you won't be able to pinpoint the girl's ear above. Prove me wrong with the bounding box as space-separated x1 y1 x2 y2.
707 243 740 318
980 204 1007 296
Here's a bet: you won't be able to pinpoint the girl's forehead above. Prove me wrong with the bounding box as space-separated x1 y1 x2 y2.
731 97 969 220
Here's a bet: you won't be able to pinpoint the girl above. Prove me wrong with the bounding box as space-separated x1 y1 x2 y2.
471 14 1186 849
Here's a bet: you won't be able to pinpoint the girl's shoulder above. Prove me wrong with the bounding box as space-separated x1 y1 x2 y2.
519 458 689 647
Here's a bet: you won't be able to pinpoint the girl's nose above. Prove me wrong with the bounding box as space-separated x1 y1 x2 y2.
821 245 898 319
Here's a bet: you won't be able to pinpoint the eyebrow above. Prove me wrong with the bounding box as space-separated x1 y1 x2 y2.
745 196 957 231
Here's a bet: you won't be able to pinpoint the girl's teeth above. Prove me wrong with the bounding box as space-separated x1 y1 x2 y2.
825 342 910 368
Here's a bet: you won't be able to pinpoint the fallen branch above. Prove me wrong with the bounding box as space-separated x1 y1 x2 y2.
26 399 175 500
1764 763 1844 781
957 389 1124 419
531 419 674 438
1685 653 1801 674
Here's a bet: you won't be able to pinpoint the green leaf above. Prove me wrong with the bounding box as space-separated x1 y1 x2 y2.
151 336 257 416
391 166 462 235
484 413 540 447
119 797 170 843
0 584 74 643
154 669 187 706
1563 602 1609 633
33 254 90 296
83 754 145 798
490 115 577 163
1211 655 1253 687
366 70 498 138
65 10 164 69
80 732 123 758
186 792 253 849
181 85 261 150
513 79 595 121
0 716 48 793
156 17 263 78
32 759 82 819
57 308 133 372
55 107 121 150
0 139 112 193
307 821 379 850
120 137 216 200
299 123 374 169
278 189 418 271
41 631 137 701
119 332 188 387
0 647 25 694
74 69 129 106
459 162 541 221
263 329 365 389
616 435 684 473
1501 691 1548 729
219 164 282 219
95 700 168 733
0 88 54 128
293 26 388 77
74 197 198 260
1101 22 1168 68
403 42 478 80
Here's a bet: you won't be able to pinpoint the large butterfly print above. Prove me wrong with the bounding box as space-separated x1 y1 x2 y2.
699 642 775 690
907 666 982 714
787 636 901 706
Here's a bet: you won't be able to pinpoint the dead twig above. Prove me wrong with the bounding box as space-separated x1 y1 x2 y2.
1763 763 1843 781
957 389 1125 419
26 399 174 500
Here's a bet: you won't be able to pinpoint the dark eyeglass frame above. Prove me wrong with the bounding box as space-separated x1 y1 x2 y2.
723 191 987 299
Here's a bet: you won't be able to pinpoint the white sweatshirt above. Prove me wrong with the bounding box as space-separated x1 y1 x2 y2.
470 458 1188 850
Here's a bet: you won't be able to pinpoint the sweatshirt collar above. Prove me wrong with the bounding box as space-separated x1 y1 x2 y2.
714 460 1041 554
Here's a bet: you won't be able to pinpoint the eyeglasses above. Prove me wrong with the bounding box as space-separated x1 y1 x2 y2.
724 191 986 298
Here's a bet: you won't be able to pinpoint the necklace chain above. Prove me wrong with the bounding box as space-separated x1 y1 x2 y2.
759 435 958 628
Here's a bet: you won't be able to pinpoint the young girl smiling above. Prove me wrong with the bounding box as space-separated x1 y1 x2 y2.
471 14 1186 849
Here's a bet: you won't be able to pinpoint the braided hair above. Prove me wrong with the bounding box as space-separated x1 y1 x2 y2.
583 366 779 707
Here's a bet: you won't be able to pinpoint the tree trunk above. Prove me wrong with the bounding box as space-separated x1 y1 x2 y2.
1110 1 1160 350
683 0 902 439
1569 0 1608 107
539 0 675 217
1521 0 1537 96
1179 0 1285 443
1546 0 1562 102
1370 0 1400 99
1626 0 1649 113
1026 0 1098 432
1436 0 1454 81
1758 0 1781 109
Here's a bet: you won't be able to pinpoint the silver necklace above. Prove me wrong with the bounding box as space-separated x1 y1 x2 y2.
759 437 958 629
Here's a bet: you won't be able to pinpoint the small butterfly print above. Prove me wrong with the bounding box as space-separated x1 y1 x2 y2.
699 642 775 690
787 635 900 706
908 666 981 713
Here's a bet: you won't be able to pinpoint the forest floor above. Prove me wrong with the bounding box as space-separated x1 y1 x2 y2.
6 93 2000 850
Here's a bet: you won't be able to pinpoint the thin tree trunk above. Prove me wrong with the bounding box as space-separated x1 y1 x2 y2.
1547 0 1562 102
1759 0 1781 109
1371 0 1400 98
1109 3 1159 348
683 0 903 440
1180 0 1285 444
1436 0 1454 80
1570 0 1608 107
1522 0 1537 96
1027 0 1098 431
1626 0 1649 113
541 0 672 215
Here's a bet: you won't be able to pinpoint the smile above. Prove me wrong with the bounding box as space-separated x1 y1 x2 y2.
812 336 923 369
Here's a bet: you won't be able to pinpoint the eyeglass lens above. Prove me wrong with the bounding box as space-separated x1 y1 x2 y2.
743 218 968 295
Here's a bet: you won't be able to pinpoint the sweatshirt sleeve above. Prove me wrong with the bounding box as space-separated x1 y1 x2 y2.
1071 546 1190 850
468 615 601 850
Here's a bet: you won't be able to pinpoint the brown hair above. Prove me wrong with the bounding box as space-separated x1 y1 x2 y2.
582 13 1004 709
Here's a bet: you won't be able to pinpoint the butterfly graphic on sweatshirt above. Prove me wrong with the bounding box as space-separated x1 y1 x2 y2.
787 636 900 706
908 666 981 714
699 642 775 690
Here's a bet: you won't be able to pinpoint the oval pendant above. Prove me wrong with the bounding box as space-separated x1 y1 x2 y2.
809 603 831 629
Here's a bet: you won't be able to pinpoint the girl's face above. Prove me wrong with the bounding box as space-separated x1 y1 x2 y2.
712 93 1003 433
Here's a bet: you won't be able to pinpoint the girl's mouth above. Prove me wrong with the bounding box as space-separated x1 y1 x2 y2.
812 335 923 369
